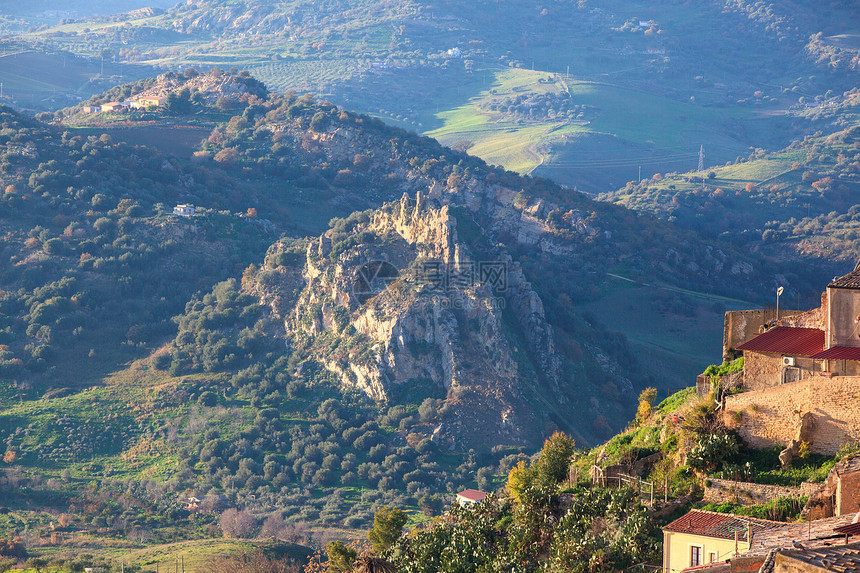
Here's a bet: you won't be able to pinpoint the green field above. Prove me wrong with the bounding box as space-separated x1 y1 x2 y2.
425 67 777 192
426 69 586 173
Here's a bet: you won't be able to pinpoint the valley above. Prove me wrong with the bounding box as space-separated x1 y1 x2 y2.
0 0 859 571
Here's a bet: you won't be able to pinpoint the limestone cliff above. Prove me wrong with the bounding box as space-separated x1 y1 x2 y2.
242 193 573 448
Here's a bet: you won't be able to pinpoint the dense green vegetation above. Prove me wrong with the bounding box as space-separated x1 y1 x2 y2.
0 50 854 565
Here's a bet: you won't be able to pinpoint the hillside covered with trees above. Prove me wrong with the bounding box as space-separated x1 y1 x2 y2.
0 70 835 564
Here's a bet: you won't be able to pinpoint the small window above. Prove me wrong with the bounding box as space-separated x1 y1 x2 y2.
709 552 717 563
691 546 702 567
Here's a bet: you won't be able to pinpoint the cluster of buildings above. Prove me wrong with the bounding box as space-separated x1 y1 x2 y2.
81 95 166 114
662 263 860 572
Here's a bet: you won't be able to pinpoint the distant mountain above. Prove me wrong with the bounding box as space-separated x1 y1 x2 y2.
12 0 860 190
1 2 175 21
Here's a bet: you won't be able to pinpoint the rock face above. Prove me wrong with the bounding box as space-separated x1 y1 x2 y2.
248 193 570 448
779 411 816 468
215 104 766 448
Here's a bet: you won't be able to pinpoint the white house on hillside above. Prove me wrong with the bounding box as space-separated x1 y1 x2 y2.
173 204 195 217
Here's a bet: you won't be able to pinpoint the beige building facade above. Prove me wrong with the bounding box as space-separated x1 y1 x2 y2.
662 511 781 573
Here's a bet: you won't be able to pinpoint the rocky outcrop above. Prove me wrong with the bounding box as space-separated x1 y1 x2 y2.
779 411 816 468
248 193 570 447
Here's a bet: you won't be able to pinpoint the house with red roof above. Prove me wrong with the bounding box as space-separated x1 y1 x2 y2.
455 489 487 506
662 510 783 573
719 263 860 455
730 263 860 390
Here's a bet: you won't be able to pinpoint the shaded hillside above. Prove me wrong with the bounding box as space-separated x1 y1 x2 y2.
600 87 860 286
0 49 157 110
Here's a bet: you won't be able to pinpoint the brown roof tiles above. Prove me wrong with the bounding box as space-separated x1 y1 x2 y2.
830 268 860 290
776 543 860 573
663 510 783 541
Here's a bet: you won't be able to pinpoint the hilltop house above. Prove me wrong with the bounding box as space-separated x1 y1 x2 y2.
100 102 126 113
455 489 487 506
662 510 782 572
726 263 860 389
130 96 165 109
714 264 860 454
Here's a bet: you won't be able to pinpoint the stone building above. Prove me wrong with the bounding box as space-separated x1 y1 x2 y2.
806 455 860 519
720 263 860 455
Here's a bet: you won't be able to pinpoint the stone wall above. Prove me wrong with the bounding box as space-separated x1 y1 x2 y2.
723 309 805 361
724 310 770 361
827 287 860 348
724 375 860 455
742 352 782 391
703 478 818 506
837 470 860 515
742 352 818 391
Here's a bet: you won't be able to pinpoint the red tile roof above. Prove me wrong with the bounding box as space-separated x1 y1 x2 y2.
812 346 860 361
736 326 825 357
663 510 782 541
456 489 487 502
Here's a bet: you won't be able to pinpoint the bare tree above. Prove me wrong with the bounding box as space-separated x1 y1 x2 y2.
280 521 310 545
259 513 288 540
219 508 257 538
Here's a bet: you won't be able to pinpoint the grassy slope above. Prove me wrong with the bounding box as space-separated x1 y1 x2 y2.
574 277 754 394
426 69 585 173
426 67 762 190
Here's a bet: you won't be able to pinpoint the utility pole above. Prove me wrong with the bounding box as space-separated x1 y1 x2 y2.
697 145 705 186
